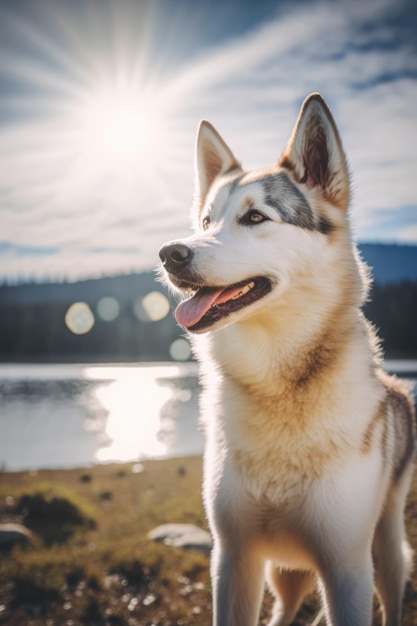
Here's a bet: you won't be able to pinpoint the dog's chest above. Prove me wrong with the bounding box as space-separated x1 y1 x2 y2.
205 385 343 493
203 403 339 538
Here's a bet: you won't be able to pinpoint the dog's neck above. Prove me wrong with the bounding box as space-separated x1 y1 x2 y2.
194 259 373 397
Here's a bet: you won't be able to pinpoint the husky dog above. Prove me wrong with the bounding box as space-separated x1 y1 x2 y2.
159 93 415 626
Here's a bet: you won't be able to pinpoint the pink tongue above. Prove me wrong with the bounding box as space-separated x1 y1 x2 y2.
175 285 244 329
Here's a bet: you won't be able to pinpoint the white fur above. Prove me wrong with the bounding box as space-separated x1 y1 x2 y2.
159 94 415 626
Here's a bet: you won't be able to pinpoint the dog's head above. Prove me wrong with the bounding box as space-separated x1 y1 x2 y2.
159 93 354 334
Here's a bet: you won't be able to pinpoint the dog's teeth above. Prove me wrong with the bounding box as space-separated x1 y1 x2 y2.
231 282 254 300
241 282 254 295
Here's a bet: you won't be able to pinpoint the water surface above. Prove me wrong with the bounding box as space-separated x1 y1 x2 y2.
0 362 202 471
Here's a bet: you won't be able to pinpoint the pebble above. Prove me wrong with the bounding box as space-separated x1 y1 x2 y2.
0 523 33 548
147 523 212 555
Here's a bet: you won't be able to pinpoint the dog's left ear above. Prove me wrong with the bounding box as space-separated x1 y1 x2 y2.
195 121 241 207
279 93 349 211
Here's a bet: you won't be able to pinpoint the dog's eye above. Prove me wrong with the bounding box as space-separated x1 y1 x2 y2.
202 216 211 230
240 210 269 225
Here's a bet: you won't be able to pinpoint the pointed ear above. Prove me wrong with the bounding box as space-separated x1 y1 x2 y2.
195 120 241 206
279 93 350 211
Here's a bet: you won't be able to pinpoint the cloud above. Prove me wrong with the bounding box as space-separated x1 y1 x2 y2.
396 224 417 243
0 246 150 282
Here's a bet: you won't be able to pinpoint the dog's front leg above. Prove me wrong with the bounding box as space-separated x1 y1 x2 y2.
211 540 265 626
320 557 374 626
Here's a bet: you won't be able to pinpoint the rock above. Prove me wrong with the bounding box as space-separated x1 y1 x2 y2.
148 523 212 555
0 523 33 548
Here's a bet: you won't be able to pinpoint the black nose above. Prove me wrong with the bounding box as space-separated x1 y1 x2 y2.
159 243 193 274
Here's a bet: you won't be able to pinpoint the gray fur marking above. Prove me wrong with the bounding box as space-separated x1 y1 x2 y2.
261 172 316 230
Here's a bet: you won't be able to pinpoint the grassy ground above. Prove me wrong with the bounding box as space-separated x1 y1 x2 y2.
1 456 417 626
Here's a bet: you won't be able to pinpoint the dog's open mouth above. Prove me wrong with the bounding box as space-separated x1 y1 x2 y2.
175 276 272 332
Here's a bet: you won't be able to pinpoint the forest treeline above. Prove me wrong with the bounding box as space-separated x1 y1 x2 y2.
364 280 417 359
0 274 416 361
0 273 182 362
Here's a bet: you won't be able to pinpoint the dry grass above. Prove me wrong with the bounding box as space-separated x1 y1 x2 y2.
0 456 416 625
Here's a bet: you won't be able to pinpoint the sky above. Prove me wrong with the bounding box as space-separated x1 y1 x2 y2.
0 0 416 281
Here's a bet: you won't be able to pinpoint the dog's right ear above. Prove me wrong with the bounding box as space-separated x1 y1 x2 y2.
195 121 241 207
279 93 350 211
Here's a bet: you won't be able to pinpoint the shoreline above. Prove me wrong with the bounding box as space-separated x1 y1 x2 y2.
0 451 202 475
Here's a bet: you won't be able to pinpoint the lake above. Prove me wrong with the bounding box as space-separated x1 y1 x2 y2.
0 361 416 472
0 362 203 471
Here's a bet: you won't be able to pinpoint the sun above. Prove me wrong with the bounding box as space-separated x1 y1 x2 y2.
70 83 162 174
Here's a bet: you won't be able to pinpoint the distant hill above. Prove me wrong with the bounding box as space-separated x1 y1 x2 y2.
358 243 417 284
0 271 160 305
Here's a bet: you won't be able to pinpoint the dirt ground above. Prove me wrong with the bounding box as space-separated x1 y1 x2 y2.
1 456 417 625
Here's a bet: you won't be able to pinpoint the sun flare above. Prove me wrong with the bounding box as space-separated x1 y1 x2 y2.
70 84 161 173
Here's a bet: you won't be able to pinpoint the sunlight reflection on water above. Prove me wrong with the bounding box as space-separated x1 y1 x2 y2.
92 370 172 461
84 364 201 464
0 363 201 471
